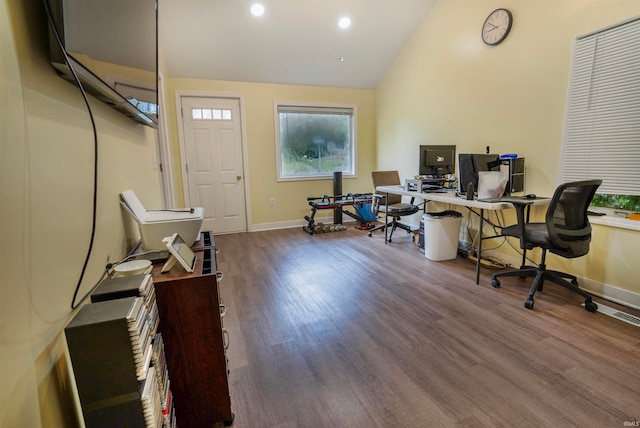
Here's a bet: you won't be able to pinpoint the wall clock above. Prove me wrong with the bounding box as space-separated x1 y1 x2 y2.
481 8 513 46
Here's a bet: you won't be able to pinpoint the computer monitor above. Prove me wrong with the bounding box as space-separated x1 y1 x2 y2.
458 153 500 195
419 145 456 177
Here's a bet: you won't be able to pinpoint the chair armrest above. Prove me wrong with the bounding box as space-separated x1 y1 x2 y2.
502 199 534 250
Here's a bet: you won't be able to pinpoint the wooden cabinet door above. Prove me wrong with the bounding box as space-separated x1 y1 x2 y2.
153 248 232 427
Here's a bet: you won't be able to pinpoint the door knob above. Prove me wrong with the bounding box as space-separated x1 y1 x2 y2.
236 175 242 181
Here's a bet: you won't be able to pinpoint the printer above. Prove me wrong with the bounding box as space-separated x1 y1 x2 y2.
120 189 204 250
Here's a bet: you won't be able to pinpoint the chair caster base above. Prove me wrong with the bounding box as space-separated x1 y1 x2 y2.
584 300 598 312
524 299 534 310
491 278 500 288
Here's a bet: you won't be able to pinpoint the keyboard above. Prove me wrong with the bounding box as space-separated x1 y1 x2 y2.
422 184 444 192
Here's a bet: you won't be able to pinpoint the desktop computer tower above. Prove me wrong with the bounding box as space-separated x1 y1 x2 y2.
500 157 525 195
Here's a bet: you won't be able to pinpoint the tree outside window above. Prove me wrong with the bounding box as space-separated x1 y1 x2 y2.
591 194 640 212
276 104 355 180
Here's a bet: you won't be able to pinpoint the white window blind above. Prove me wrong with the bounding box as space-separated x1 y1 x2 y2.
560 17 640 196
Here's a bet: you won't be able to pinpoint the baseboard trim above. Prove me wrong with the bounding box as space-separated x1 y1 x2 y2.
251 220 305 232
251 216 357 232
580 278 640 311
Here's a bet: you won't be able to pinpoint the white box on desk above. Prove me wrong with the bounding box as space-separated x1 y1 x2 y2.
120 189 203 250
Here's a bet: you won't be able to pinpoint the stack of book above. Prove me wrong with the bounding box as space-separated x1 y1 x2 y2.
152 333 176 428
127 296 153 381
65 273 178 428
141 366 163 427
92 273 160 339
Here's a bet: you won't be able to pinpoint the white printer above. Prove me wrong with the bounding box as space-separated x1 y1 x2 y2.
120 189 204 250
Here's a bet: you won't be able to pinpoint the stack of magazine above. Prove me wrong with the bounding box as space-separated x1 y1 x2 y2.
140 274 160 338
126 297 153 382
125 282 176 428
152 333 176 428
141 366 164 427
109 275 176 428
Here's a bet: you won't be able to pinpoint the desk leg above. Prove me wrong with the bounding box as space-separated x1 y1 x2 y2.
384 192 389 244
476 208 484 284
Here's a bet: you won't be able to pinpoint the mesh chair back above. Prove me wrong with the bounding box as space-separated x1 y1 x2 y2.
371 171 402 205
546 180 602 258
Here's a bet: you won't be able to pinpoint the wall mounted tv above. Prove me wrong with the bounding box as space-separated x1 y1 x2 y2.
44 0 158 128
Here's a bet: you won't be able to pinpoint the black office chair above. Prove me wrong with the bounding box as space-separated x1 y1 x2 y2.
368 171 420 242
491 180 602 311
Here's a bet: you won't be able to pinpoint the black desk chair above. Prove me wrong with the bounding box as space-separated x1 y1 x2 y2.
368 171 420 242
491 180 602 311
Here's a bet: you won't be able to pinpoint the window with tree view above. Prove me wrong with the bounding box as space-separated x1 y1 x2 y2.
276 104 355 180
591 195 640 212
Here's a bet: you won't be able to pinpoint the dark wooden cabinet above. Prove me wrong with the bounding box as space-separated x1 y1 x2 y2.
152 238 233 427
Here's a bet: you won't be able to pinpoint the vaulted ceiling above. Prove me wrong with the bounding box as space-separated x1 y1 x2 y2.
159 0 439 89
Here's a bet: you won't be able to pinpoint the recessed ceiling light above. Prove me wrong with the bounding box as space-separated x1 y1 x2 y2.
338 16 351 29
250 3 265 17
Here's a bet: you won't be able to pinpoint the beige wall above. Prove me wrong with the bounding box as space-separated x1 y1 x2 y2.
165 78 376 227
1 0 163 426
375 0 640 301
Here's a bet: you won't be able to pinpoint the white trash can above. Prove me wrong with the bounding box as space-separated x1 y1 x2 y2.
422 211 462 261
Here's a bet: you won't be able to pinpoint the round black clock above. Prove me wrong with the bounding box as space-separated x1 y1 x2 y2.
482 8 513 46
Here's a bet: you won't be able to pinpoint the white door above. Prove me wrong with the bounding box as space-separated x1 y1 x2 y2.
180 96 247 234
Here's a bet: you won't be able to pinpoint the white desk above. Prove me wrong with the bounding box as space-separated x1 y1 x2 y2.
375 185 550 284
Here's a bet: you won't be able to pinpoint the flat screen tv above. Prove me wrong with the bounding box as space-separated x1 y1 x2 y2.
43 0 158 128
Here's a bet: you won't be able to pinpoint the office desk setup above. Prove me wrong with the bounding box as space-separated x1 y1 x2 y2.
374 185 550 284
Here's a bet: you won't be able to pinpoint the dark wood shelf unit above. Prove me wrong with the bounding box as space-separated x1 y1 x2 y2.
152 241 233 427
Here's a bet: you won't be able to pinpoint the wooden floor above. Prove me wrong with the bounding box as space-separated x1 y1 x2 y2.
213 227 640 428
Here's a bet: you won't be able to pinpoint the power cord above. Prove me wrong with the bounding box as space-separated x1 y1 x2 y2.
43 0 101 310
467 254 510 269
148 208 195 213
463 207 511 269
107 250 158 275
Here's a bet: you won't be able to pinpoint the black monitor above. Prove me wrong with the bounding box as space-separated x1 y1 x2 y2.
458 153 501 195
419 145 456 177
